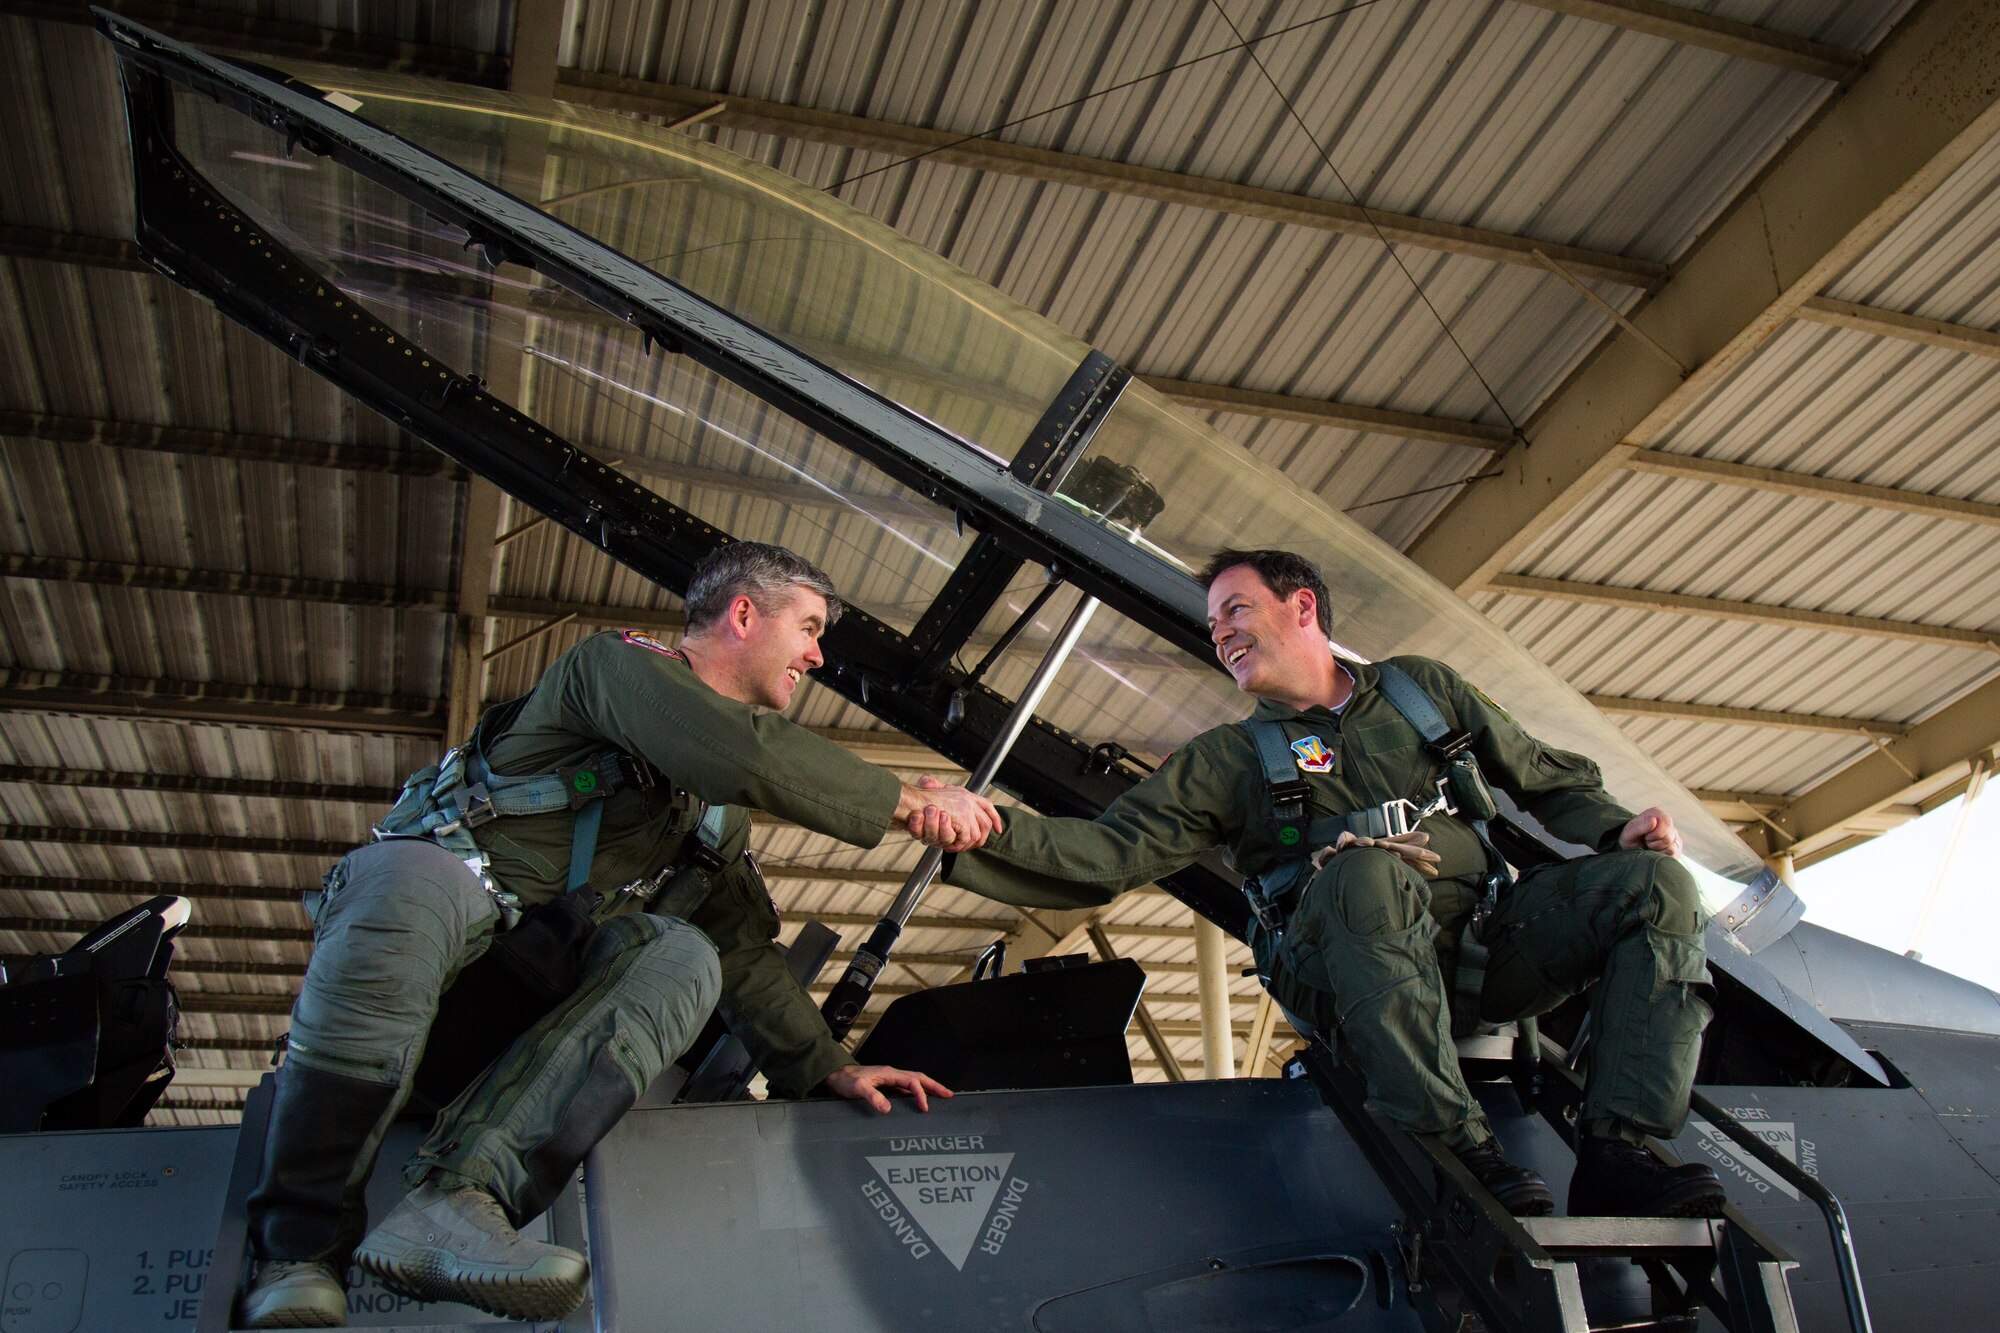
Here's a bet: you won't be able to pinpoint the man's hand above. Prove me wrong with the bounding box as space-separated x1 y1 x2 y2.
897 775 1002 852
1310 829 1441 877
1619 807 1683 857
822 1063 954 1114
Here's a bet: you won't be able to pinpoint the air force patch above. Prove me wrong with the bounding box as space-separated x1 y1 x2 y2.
1291 735 1335 774
621 629 683 659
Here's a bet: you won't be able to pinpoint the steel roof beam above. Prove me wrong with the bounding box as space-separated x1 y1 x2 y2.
0 669 444 734
560 71 1663 291
1796 294 2000 359
1 0 503 82
0 766 400 804
1504 0 1862 81
0 408 455 477
9 7 1663 287
1488 574 2000 651
175 995 299 1015
1589 693 1910 736
1782 673 2000 862
484 599 1186 673
178 1037 285 1053
0 916 313 944
0 874 304 905
0 232 1529 452
0 552 452 610
1625 448 2000 528
1407 0 2000 595
1 825 353 858
442 1 566 740
3 551 1190 677
1693 789 1793 825
505 0 563 102
1143 378 1509 451
0 223 146 270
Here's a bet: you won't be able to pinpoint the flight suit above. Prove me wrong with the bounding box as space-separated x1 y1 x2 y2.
947 655 1710 1150
255 629 900 1260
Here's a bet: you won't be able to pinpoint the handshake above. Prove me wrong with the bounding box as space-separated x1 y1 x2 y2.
894 774 1004 854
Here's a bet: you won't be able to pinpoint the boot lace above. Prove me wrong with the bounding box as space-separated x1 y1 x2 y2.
445 1184 522 1240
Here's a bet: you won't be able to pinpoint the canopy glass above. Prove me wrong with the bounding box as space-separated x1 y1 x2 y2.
169 64 1764 897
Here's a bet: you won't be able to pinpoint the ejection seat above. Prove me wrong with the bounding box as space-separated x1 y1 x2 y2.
0 894 188 1132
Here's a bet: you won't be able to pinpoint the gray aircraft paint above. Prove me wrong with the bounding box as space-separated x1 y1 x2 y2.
0 1123 561 1331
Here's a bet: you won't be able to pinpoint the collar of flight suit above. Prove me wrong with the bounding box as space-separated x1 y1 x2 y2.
1245 655 1378 724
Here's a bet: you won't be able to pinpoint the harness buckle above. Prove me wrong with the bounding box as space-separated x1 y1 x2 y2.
1424 729 1472 761
457 782 496 828
1244 878 1288 934
1269 777 1311 819
1470 870 1511 946
1379 798 1419 837
1429 774 1458 817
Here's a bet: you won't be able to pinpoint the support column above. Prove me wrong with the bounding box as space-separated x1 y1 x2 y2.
1908 757 1992 958
1242 994 1282 1079
1194 915 1235 1080
1764 849 1797 889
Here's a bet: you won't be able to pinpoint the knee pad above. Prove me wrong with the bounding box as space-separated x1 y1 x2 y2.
321 840 495 940
1306 848 1431 938
604 915 722 1020
1639 854 1704 935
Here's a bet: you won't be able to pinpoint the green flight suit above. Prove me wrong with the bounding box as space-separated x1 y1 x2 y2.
948 655 1710 1149
277 629 901 1238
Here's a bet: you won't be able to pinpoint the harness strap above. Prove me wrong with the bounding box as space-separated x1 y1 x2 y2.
1374 662 1512 937
1373 663 1452 749
1241 660 1511 936
567 799 606 894
1248 719 1312 849
690 801 730 871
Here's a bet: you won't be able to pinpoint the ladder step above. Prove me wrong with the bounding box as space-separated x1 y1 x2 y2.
1518 1216 1726 1257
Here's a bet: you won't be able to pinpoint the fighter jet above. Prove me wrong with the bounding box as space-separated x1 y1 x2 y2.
5 13 1998 1331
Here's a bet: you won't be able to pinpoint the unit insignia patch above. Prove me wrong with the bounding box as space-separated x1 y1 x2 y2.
1291 735 1335 774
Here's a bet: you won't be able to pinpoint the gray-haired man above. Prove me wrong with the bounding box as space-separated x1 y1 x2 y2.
240 542 999 1327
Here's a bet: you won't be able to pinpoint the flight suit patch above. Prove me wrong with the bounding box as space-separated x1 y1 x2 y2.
1291 735 1335 774
621 629 683 658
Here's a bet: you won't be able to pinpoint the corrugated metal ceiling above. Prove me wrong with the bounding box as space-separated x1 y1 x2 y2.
13 0 1996 1123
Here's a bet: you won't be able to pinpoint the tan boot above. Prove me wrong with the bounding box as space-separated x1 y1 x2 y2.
353 1181 587 1321
238 1259 346 1328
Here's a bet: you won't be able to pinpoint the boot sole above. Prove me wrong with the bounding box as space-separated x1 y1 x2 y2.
237 1276 346 1328
1654 1187 1728 1219
238 1307 345 1330
1570 1183 1729 1219
1494 1189 1556 1217
354 1242 587 1322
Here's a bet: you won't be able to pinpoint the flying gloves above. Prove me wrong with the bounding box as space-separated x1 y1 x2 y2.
1310 829 1442 878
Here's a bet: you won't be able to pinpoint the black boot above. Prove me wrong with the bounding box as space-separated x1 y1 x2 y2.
1456 1138 1555 1216
245 1061 402 1265
1568 1134 1726 1218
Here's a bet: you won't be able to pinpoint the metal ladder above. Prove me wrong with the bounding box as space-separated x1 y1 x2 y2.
1293 1037 1811 1333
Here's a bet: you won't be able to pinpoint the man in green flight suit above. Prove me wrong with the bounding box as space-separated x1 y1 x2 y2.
945 548 1724 1219
239 542 1002 1328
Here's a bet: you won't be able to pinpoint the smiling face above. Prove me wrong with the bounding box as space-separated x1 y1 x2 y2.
734 586 828 710
1205 564 1335 709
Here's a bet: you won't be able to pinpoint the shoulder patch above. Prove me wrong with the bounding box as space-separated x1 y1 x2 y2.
1468 683 1515 726
620 629 684 660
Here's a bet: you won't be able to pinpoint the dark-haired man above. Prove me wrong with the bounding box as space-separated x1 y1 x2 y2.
946 547 1723 1220
240 542 1001 1328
